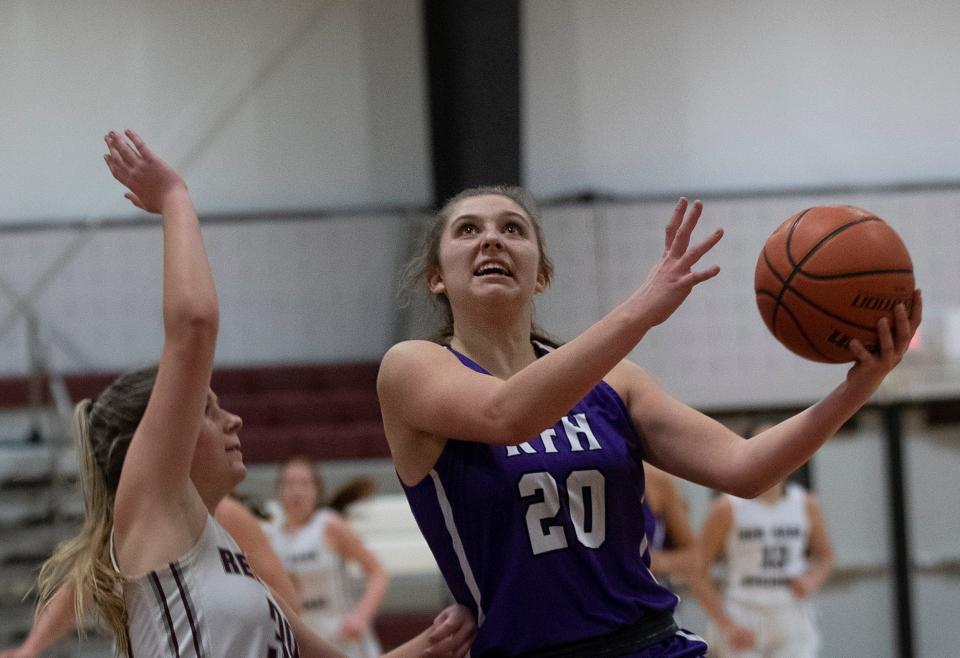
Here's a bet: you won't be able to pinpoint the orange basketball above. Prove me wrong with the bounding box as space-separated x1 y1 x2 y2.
754 205 915 363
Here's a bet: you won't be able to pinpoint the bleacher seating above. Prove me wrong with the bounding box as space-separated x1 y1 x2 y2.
0 361 391 464
219 362 390 462
0 441 81 650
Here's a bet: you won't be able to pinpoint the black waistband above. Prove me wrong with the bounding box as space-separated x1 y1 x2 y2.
505 610 679 658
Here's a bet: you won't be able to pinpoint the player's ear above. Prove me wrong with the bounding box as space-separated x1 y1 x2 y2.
428 270 445 295
534 271 548 294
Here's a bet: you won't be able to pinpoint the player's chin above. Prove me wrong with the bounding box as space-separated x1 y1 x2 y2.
230 461 247 483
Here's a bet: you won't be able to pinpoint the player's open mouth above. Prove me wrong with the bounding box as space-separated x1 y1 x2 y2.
474 262 513 277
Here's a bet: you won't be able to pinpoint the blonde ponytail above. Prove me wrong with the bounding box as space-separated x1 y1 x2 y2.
36 400 130 656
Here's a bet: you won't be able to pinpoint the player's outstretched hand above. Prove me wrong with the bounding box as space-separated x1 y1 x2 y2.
846 289 922 388
103 130 186 214
628 198 723 330
422 604 476 658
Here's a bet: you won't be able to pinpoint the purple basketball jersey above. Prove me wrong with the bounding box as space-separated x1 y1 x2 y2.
642 499 668 554
401 346 681 656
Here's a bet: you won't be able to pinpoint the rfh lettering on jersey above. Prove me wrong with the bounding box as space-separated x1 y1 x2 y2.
506 413 602 457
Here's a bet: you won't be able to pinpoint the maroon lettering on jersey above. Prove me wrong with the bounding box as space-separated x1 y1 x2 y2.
267 598 300 657
237 552 255 578
220 547 259 580
220 547 241 575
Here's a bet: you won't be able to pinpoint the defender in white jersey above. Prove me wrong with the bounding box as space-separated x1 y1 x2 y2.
9 495 474 658
695 424 835 658
114 514 299 657
30 130 331 658
27 132 476 658
268 459 386 658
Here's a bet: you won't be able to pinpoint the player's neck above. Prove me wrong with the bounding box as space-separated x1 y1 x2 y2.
450 321 538 380
194 481 228 516
283 509 313 532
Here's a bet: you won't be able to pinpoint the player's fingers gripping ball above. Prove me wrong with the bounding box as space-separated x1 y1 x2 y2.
755 205 914 363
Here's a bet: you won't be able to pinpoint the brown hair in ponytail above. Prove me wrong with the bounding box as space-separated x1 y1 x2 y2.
36 364 158 657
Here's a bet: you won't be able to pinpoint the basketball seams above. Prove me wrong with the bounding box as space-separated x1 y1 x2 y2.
772 214 880 335
755 238 788 326
784 208 812 269
788 215 881 274
774 301 837 362
757 205 915 364
781 286 881 333
758 285 868 357
774 208 816 330
769 217 801 330
794 267 913 281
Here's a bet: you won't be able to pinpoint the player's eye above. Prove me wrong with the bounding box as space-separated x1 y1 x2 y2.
457 222 478 235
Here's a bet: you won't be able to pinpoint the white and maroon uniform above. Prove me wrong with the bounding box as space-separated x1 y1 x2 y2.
707 483 820 658
112 514 299 658
267 509 380 658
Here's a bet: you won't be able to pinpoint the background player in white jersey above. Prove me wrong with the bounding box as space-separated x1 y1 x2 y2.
268 457 387 658
695 422 835 657
22 130 475 658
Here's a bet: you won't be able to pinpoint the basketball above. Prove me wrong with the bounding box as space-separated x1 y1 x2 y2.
754 205 915 363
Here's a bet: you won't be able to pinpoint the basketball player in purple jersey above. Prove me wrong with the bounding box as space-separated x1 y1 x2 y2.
26 131 474 658
376 187 920 657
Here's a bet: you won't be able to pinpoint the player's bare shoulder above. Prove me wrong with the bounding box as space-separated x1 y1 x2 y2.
320 509 351 543
379 340 446 386
377 340 451 484
602 358 658 406
378 340 451 411
379 338 439 366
